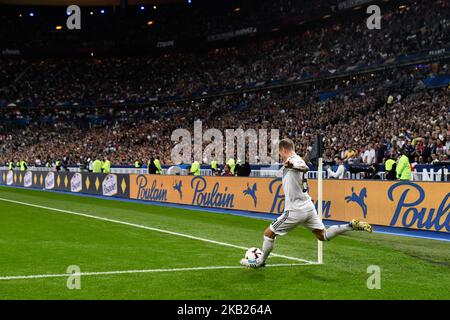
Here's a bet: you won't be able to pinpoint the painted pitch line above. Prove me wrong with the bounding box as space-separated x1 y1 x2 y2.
0 263 312 281
0 197 315 264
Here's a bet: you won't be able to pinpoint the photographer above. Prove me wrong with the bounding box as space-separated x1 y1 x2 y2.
364 164 381 180
148 157 157 174
348 163 379 179
235 159 251 177
327 157 346 179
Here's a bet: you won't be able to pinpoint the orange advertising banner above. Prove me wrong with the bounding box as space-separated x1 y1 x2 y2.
129 174 449 233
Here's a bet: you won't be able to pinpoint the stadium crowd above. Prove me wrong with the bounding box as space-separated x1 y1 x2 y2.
0 0 448 108
1 69 448 168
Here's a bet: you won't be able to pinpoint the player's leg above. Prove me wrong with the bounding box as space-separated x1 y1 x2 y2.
240 226 275 268
312 228 327 241
312 219 373 241
261 227 276 264
315 223 352 241
240 228 275 268
324 219 373 240
240 210 301 268
261 210 302 264
304 208 372 241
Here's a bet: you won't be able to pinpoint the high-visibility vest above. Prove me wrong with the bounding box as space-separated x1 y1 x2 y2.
396 155 411 180
385 159 395 171
135 161 141 168
8 162 14 170
387 95 394 105
19 161 27 171
227 158 236 174
93 160 103 173
154 159 162 174
102 160 111 173
190 161 201 176
211 160 218 170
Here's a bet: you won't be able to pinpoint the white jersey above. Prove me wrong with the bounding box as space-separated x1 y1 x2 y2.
281 154 315 212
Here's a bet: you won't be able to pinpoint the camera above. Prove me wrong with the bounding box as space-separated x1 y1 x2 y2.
348 165 373 174
349 164 380 179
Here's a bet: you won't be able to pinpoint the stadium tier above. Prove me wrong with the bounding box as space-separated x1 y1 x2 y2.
1 0 449 105
0 65 448 167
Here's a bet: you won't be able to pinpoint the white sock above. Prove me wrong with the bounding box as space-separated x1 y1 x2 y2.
325 224 352 241
261 236 275 263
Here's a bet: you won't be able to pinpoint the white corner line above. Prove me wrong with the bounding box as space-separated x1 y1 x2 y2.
0 197 315 264
0 263 317 281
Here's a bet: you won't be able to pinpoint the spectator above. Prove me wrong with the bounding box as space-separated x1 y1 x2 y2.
363 144 376 165
221 164 232 176
327 157 346 179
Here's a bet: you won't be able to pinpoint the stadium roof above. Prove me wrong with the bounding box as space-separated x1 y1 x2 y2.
0 0 181 5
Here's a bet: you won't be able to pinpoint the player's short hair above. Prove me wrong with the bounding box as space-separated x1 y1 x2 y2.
279 138 295 151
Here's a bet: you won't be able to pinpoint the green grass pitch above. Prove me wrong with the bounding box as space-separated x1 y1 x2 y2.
0 186 449 300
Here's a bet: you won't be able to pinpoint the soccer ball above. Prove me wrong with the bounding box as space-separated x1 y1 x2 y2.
245 247 263 263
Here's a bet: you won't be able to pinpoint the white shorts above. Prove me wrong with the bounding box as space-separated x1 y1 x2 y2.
269 207 325 236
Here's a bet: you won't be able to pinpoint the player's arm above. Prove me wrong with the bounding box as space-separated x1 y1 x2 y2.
284 158 310 173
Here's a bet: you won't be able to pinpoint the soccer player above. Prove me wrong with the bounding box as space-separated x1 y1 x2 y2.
240 138 373 268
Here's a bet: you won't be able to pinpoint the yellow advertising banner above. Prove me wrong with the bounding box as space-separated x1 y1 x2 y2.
129 174 449 233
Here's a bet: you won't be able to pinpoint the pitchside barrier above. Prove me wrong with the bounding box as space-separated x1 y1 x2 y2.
1 170 448 234
0 170 130 198
1 165 448 181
